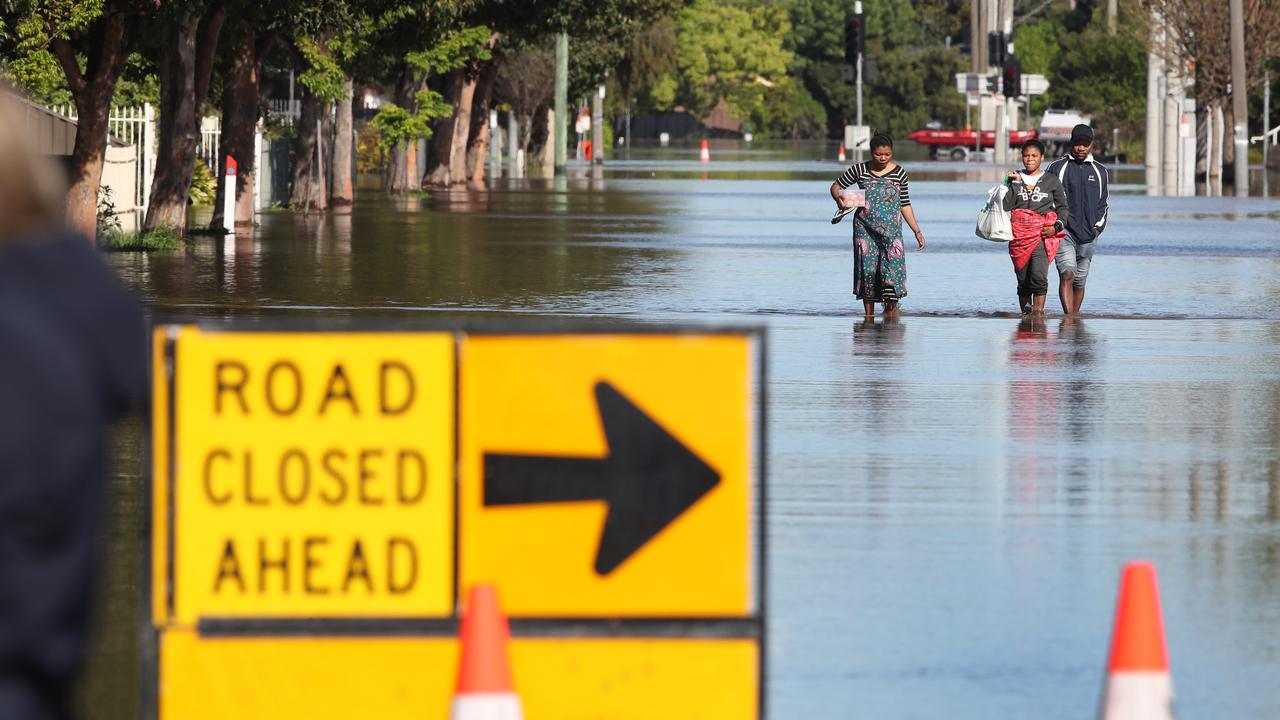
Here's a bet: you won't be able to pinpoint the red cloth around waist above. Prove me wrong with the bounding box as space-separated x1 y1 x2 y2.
1009 209 1064 270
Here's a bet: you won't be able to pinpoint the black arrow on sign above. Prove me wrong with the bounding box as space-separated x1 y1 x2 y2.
483 381 721 576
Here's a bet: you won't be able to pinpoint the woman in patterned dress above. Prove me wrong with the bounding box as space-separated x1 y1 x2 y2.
829 134 926 317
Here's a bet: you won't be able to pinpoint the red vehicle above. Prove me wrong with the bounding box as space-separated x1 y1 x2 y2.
907 128 1039 161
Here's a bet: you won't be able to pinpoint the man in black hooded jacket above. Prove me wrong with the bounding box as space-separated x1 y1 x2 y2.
1047 123 1110 315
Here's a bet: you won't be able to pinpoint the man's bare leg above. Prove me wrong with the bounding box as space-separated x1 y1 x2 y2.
1059 272 1076 314
1032 294 1046 314
1072 285 1086 314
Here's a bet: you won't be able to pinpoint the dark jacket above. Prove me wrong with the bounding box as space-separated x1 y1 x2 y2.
0 233 146 720
1047 154 1109 243
1002 171 1069 231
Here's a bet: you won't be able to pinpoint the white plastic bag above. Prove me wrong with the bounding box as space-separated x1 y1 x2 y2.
975 184 1012 242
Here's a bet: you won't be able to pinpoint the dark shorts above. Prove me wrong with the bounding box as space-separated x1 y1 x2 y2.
1055 233 1094 288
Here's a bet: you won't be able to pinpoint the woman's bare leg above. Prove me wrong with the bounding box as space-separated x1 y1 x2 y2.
863 299 875 317
884 300 899 317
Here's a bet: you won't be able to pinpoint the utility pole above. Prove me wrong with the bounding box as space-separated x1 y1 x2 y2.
1107 0 1117 35
1229 0 1248 196
855 1 864 163
971 0 983 74
994 13 1012 167
554 32 568 175
592 82 604 166
1144 12 1163 195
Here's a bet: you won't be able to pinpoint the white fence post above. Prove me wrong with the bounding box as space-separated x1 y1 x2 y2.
143 103 156 213
253 119 264 212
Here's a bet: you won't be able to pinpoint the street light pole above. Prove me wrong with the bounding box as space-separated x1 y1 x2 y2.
1229 0 1248 195
554 32 568 175
854 0 863 164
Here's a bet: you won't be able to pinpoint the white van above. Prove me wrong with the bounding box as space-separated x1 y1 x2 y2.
1038 108 1092 154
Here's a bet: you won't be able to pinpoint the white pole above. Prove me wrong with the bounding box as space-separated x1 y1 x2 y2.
143 103 155 212
222 155 236 235
1163 75 1179 195
1213 105 1226 195
253 120 263 212
1145 17 1163 195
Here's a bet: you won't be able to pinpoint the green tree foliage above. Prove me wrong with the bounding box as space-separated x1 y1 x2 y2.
1 0 106 104
1048 22 1146 144
673 0 793 122
369 23 489 150
612 15 677 114
788 0 967 138
370 88 452 149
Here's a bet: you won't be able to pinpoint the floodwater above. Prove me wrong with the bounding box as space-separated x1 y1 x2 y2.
90 141 1280 718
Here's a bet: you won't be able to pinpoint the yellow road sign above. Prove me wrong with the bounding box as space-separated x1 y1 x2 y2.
151 325 763 718
160 630 758 719
158 327 456 623
459 334 755 617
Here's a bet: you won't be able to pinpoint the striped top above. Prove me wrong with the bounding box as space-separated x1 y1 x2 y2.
835 162 911 206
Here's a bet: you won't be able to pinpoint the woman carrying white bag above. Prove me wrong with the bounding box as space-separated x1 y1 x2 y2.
976 185 1012 242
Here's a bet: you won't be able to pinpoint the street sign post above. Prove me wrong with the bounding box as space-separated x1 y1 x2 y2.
149 324 764 719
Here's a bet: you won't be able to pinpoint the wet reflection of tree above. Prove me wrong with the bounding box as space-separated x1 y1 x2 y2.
107 183 682 317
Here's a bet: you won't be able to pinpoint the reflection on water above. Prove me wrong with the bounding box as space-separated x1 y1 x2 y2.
89 162 1280 719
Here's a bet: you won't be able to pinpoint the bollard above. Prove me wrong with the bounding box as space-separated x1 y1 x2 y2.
222 155 237 235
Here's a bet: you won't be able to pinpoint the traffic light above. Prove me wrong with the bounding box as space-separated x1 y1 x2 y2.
844 13 866 64
1002 56 1022 98
987 31 1005 67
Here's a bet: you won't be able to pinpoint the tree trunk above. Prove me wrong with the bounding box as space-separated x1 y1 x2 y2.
387 66 421 193
51 5 129 239
538 107 555 176
289 89 328 211
423 69 464 187
145 4 226 236
331 78 355 206
466 61 497 185
211 30 268 230
448 71 479 185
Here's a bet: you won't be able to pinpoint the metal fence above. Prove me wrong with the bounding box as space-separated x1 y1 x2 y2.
46 104 241 213
268 98 301 126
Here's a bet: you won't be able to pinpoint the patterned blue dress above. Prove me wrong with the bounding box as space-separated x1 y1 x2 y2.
852 175 908 302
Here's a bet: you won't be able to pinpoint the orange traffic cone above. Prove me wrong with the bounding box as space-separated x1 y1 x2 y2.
451 585 523 720
1099 562 1174 720
699 139 710 163
838 144 847 162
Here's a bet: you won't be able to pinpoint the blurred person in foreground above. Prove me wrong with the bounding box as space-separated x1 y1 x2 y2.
0 85 146 719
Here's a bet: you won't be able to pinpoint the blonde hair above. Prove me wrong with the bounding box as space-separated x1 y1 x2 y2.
0 82 68 246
